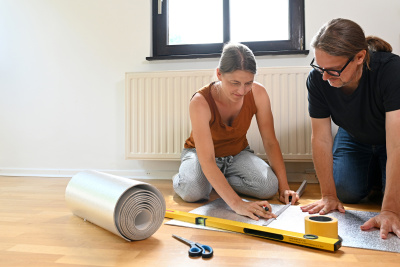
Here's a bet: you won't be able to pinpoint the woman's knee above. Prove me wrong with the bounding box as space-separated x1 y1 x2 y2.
254 172 278 199
177 189 210 202
249 160 279 199
173 184 212 202
230 169 278 199
173 171 212 202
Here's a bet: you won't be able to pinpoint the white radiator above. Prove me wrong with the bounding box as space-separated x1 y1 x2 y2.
125 67 312 162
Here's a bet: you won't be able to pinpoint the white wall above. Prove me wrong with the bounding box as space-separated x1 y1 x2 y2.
0 0 399 178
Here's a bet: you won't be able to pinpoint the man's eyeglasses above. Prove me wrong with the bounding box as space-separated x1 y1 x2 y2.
310 57 354 77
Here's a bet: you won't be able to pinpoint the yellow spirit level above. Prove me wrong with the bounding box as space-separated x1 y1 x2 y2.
165 209 341 252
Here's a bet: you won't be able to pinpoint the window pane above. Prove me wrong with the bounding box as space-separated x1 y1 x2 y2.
230 0 289 42
168 0 223 45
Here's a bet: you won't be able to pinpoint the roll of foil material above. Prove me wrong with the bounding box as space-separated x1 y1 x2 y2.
65 170 166 241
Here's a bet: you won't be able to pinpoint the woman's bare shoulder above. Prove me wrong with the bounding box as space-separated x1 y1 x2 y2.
251 81 267 95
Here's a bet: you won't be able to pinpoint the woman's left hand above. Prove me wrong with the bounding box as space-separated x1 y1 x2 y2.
279 190 299 204
360 210 400 239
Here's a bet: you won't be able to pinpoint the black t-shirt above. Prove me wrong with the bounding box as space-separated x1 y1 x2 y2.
307 51 400 145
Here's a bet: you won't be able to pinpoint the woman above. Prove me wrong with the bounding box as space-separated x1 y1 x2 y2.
301 18 400 239
173 43 298 221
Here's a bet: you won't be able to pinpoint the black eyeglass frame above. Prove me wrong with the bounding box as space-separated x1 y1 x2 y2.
310 57 354 77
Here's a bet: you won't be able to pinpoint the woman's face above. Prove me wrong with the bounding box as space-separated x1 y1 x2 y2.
314 49 365 89
216 69 254 102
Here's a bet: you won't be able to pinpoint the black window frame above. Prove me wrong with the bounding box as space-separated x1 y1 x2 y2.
147 0 308 61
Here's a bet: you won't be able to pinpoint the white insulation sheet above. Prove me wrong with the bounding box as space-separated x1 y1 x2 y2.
65 170 166 241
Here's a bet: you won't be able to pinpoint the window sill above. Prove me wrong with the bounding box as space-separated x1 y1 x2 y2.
146 50 309 61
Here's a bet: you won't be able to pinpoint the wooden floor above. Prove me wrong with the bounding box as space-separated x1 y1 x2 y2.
0 176 399 267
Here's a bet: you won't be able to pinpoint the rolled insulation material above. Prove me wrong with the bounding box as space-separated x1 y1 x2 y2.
65 170 166 241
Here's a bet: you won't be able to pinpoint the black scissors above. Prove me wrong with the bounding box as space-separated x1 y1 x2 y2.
172 234 213 258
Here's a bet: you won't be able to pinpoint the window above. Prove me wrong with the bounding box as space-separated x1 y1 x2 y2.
147 0 307 60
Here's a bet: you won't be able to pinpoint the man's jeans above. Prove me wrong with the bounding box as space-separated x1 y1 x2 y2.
332 127 387 203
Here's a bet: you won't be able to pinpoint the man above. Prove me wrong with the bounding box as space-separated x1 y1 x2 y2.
301 18 400 239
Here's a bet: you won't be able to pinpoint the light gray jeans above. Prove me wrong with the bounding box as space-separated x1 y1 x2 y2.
173 147 278 202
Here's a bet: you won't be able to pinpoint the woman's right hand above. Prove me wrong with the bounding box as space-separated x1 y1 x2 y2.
232 200 277 221
300 195 345 215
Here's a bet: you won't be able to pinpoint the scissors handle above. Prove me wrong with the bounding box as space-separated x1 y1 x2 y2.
173 235 213 258
197 244 213 258
188 245 202 257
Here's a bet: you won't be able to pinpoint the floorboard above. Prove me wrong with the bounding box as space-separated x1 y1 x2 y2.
0 176 398 267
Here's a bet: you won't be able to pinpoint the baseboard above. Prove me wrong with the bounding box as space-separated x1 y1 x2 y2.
0 168 176 179
287 172 318 183
0 168 318 183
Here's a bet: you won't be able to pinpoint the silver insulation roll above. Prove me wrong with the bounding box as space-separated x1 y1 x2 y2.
65 170 166 241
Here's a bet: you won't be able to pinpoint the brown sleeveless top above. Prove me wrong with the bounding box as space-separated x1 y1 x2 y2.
184 82 257 157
